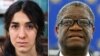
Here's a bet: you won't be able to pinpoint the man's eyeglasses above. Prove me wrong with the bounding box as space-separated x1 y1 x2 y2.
58 19 93 27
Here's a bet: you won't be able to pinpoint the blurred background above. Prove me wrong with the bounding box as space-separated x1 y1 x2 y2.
49 0 100 56
0 0 48 55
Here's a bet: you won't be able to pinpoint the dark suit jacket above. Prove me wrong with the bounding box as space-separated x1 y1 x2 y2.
57 51 94 56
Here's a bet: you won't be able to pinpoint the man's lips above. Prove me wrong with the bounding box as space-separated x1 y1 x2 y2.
69 35 83 38
66 34 85 42
67 33 84 38
66 33 85 40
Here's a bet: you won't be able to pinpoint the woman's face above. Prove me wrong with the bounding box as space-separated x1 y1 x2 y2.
9 11 37 52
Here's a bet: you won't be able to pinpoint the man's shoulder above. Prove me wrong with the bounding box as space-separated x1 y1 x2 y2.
49 49 59 56
89 50 93 56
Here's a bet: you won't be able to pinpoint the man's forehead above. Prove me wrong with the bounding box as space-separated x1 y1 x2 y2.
57 1 94 26
60 6 90 20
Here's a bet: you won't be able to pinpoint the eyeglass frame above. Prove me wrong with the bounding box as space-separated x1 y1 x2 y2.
57 18 93 27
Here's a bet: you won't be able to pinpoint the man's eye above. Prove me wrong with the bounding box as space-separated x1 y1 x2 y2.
79 19 90 26
62 19 73 26
63 21 72 26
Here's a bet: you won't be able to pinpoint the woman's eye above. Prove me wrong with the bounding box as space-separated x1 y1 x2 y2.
11 25 19 29
26 24 34 30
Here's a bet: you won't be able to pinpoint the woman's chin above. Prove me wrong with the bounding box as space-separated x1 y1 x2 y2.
16 47 30 53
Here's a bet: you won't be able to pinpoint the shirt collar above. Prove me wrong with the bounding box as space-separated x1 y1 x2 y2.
59 52 90 56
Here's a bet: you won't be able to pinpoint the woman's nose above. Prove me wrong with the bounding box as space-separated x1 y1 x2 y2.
18 27 26 39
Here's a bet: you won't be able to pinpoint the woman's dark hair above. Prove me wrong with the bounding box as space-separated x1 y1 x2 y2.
3 0 45 56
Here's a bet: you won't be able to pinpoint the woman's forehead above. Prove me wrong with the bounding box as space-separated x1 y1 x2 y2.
12 11 31 23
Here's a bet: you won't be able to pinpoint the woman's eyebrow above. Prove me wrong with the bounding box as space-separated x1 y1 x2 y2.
11 22 19 25
25 22 33 25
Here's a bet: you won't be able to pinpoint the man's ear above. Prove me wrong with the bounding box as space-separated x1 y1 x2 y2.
91 26 95 39
92 26 95 35
93 26 95 33
55 26 59 36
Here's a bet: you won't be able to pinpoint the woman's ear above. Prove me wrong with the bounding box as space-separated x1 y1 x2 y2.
6 31 10 38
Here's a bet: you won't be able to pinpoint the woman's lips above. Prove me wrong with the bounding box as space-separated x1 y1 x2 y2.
17 42 28 44
17 42 28 47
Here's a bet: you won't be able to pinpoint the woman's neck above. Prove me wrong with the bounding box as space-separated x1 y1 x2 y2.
16 46 37 56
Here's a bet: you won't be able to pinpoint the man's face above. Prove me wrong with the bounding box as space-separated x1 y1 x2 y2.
56 6 94 50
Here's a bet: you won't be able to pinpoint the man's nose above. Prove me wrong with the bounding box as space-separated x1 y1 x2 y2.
69 23 82 31
18 27 26 39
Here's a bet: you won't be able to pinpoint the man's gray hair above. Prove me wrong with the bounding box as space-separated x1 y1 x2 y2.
56 1 95 26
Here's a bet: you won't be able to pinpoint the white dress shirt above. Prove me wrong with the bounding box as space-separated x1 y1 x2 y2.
59 52 90 56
